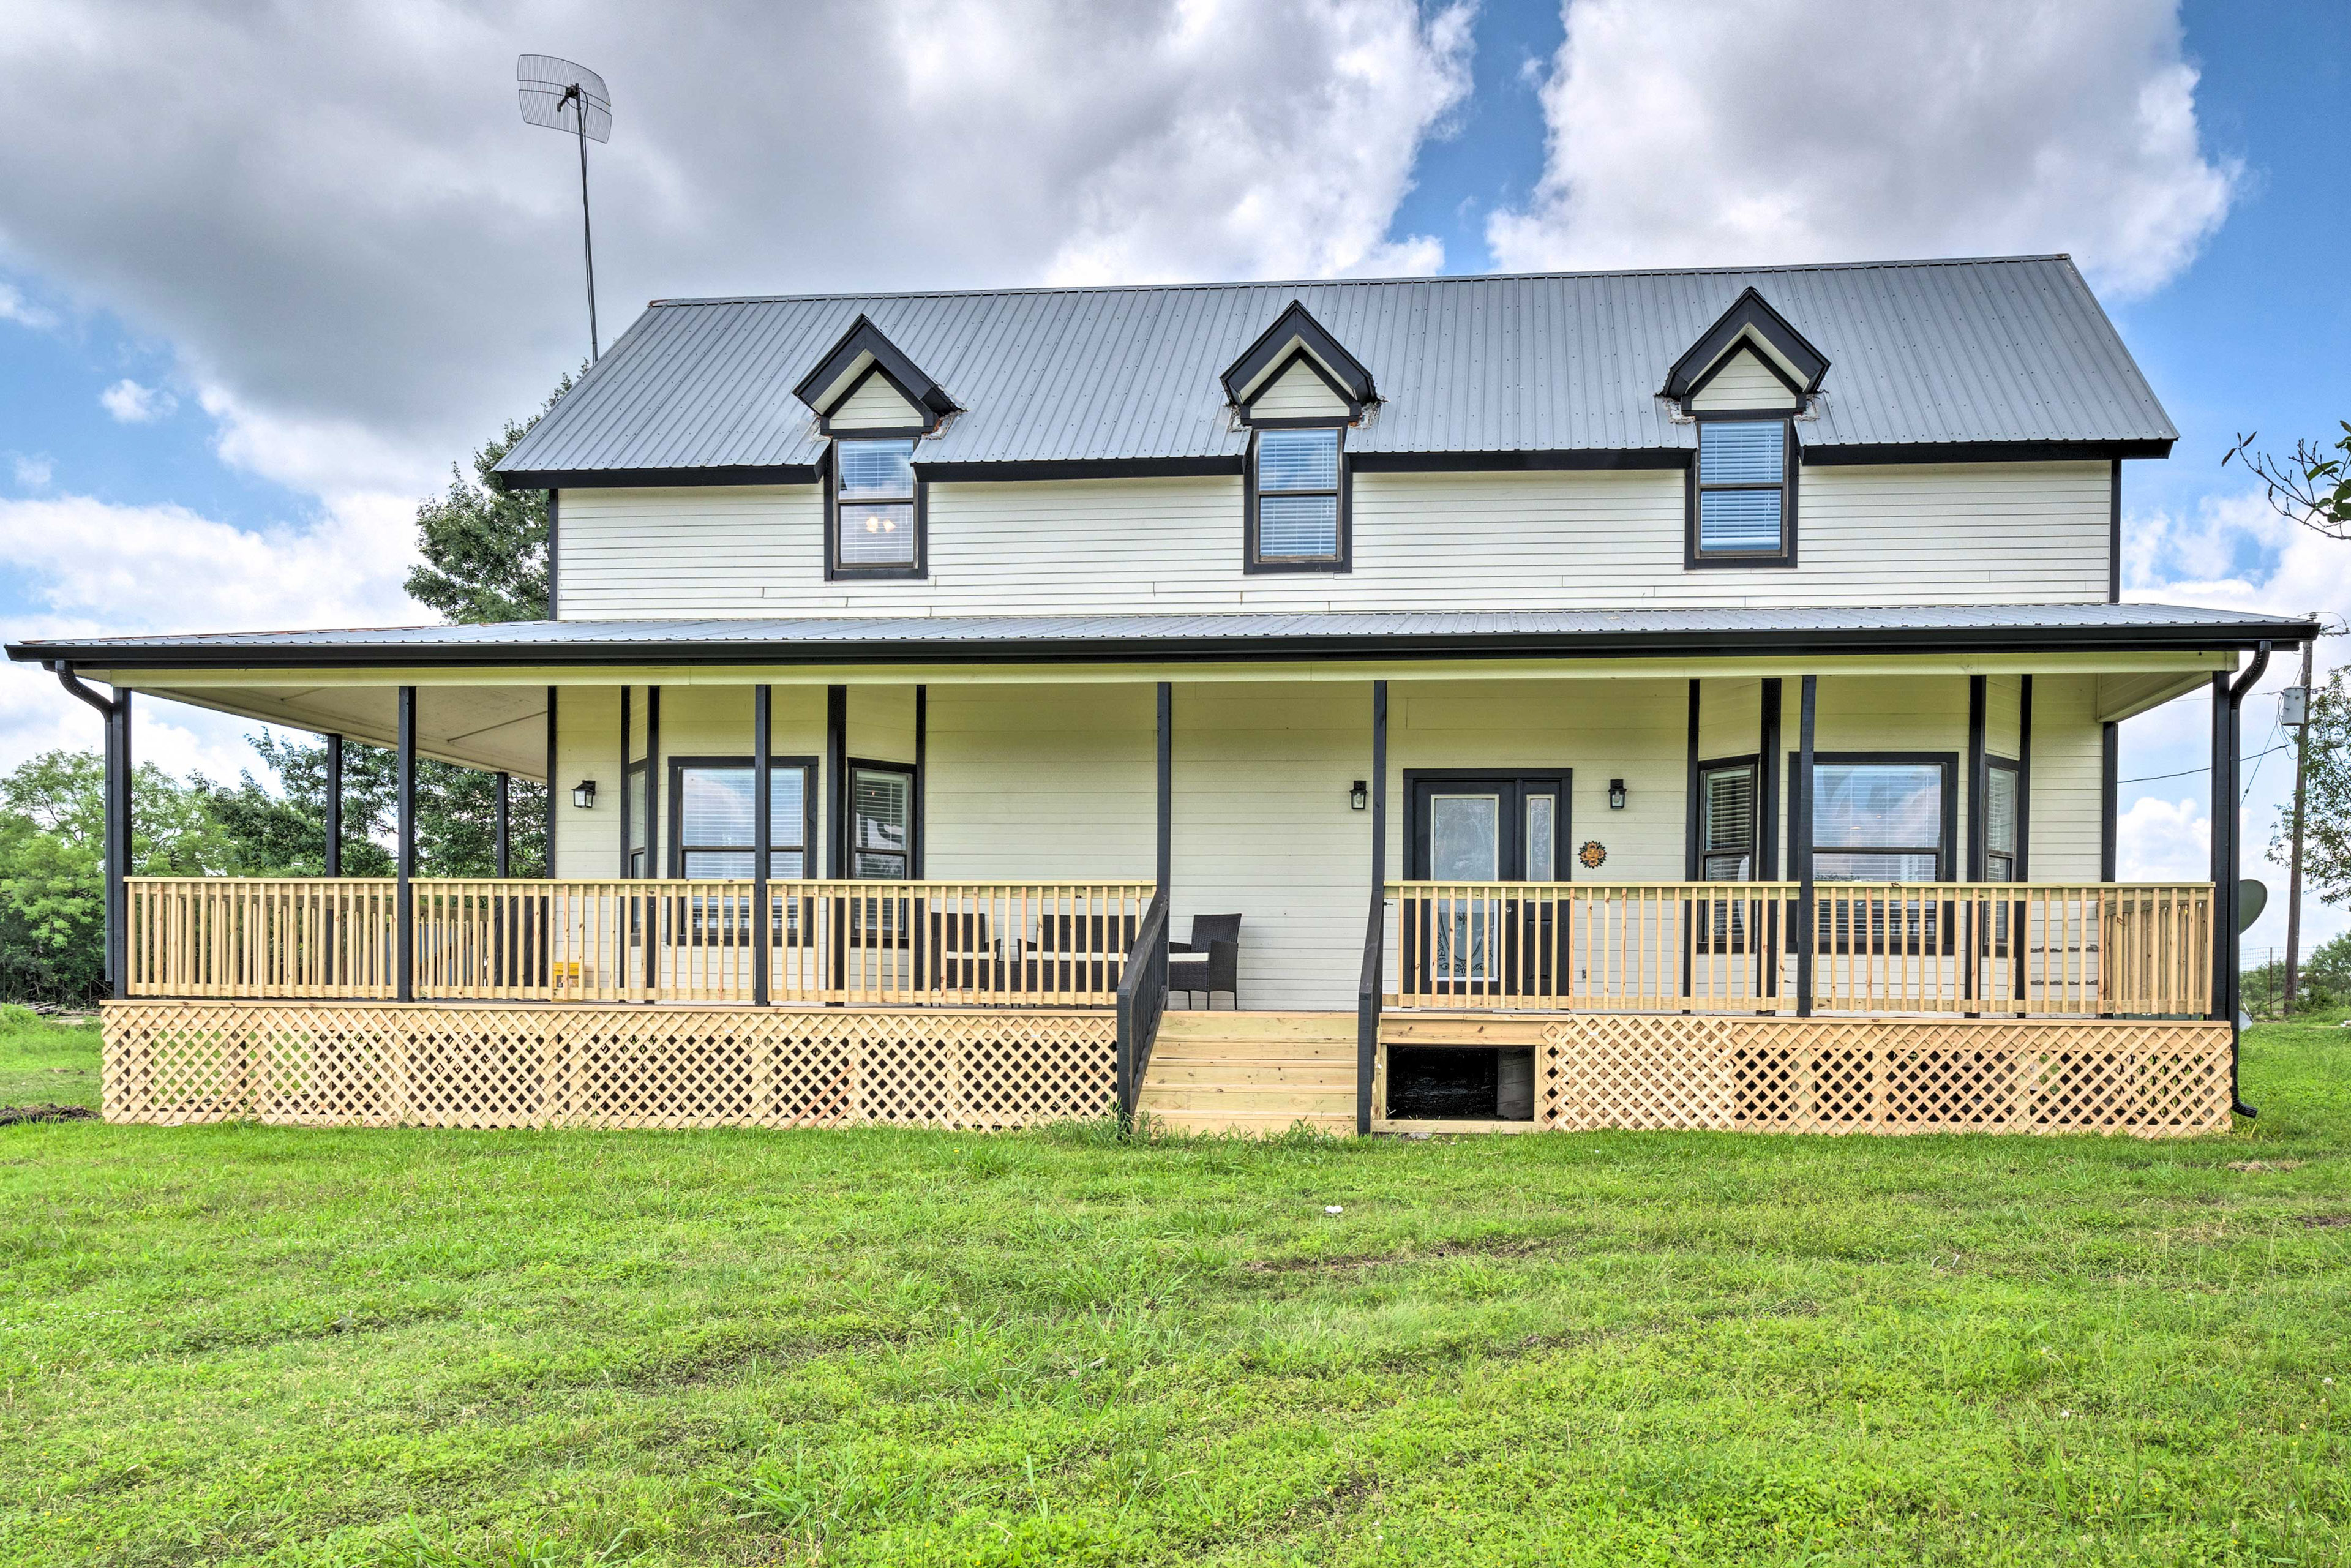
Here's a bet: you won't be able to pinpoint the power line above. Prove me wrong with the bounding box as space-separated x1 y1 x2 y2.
2118 741 2289 787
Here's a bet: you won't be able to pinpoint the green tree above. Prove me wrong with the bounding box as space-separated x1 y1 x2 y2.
200 735 546 879
0 751 234 1002
2269 666 2351 909
404 370 576 622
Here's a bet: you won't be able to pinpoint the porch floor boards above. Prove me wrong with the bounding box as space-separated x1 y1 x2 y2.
1136 1011 1357 1136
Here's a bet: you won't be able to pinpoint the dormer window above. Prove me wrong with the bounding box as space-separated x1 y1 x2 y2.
830 437 923 579
1688 416 1796 568
1248 425 1348 571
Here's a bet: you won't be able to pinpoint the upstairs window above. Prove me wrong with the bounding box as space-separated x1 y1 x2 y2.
1689 416 1795 567
830 438 923 579
1248 426 1348 572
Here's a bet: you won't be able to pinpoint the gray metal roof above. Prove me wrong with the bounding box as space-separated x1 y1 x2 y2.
13 604 2309 670
495 255 2177 480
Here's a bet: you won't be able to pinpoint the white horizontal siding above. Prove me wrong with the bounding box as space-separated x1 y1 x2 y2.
1249 358 1352 419
1689 348 1800 411
555 461 2113 618
830 374 921 430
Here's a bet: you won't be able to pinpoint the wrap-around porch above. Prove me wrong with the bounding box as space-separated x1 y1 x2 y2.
39 606 2294 1139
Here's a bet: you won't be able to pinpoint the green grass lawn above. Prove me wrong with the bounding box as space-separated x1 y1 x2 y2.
1 1016 2345 1567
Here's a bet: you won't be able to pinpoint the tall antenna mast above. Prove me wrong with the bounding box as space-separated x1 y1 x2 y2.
517 55 612 361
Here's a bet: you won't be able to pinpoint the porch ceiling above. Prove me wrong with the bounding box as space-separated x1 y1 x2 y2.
136 682 549 779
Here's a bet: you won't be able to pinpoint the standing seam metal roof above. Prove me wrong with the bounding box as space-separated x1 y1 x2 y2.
494 256 2177 479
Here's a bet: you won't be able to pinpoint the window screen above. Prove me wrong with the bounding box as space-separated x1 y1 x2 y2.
1695 419 1790 558
1812 762 1944 882
834 439 917 568
852 766 912 879
1698 762 1757 880
675 763 808 879
1254 427 1341 562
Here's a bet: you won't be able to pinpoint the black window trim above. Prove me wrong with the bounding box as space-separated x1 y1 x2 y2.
846 755 920 880
1785 749 1959 883
1691 752 1761 882
1985 754 2026 882
825 436 928 582
816 361 939 440
664 752 820 879
1245 421 1351 574
1685 411 1798 570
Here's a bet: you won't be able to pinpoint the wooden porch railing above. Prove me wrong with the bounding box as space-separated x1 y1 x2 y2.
1386 880 2212 1018
127 878 1154 1006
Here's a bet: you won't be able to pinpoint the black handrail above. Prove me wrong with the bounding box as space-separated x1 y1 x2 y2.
1114 887 1171 1128
1354 888 1383 1134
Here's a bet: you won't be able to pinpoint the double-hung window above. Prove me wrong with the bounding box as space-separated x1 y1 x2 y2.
1696 761 1757 881
850 764 914 880
1985 759 2022 882
830 438 922 579
673 761 811 879
1248 426 1346 571
1690 416 1795 566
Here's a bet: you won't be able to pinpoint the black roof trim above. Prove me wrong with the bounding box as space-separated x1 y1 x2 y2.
1220 299 1376 407
496 463 821 491
1663 286 1831 400
15 609 2315 673
1800 438 2174 465
792 314 959 419
1350 448 1688 474
915 455 1243 483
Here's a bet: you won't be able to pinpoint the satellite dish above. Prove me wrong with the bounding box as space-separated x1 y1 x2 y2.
518 56 611 141
2238 878 2267 933
516 55 613 359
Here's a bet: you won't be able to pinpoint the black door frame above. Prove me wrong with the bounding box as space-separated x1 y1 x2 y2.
1404 769 1572 881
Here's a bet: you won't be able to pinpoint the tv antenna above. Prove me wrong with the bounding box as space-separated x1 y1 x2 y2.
517 55 612 361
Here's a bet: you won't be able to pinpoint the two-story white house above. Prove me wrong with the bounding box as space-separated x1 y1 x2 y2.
15 255 2315 1138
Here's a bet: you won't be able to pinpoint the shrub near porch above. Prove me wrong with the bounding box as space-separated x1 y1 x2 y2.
0 1022 2344 1566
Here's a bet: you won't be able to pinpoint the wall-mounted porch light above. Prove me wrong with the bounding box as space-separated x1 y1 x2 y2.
1349 779 1368 811
1607 778 1628 810
572 779 598 809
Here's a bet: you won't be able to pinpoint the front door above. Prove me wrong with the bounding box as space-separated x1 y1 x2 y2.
1406 772 1568 992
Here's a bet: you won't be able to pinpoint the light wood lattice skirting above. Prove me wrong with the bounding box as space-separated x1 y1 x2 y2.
1376 1014 2232 1138
100 1001 1115 1131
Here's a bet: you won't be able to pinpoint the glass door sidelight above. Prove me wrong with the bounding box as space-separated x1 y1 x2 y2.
1407 772 1569 991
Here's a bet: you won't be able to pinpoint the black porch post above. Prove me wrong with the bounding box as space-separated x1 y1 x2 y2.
2221 645 2271 1116
753 684 772 1007
912 685 927 877
1357 680 1388 1136
1757 678 1782 878
2209 672 2230 1024
544 688 558 879
825 685 847 878
54 670 131 998
1966 675 1988 882
2016 676 2033 878
643 685 661 997
495 772 511 877
2099 721 2118 883
324 733 343 878
1683 680 1701 879
1156 682 1172 893
1794 675 1817 1018
397 685 416 1003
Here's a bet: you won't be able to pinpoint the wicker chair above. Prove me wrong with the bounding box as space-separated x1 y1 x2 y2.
1168 921 1241 1010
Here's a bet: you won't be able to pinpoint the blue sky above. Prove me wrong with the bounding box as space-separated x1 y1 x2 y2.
0 0 2344 951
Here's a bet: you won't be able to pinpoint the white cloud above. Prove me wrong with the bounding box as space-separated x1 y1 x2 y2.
9 454 51 489
98 378 176 423
0 493 418 636
1490 0 2236 299
2118 794 2208 880
0 279 57 329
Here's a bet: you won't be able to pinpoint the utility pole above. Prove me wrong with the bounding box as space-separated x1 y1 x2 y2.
2284 631 2315 1009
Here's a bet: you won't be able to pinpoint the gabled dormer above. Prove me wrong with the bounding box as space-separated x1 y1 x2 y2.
1221 300 1377 426
1662 286 1829 415
792 315 959 437
794 317 958 582
1667 289 1829 571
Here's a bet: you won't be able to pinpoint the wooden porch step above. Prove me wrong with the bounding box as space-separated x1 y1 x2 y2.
1138 1010 1357 1136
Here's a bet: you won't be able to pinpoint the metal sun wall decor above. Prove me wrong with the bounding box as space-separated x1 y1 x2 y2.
1578 840 1607 870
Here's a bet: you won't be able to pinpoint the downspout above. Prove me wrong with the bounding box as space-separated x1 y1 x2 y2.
51 662 128 1000
2225 641 2271 1119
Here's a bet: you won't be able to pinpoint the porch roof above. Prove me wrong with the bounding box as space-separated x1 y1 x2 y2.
10 602 2315 672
